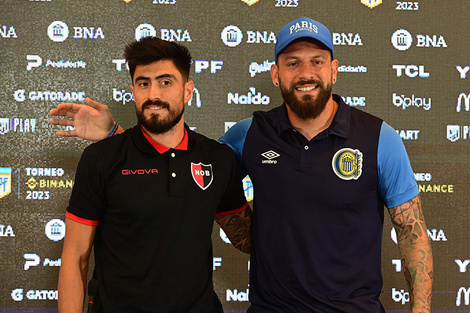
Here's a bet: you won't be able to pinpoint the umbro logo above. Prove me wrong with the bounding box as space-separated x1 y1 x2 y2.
261 150 280 164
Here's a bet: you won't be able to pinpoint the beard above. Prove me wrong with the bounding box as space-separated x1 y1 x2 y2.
279 78 332 120
136 99 184 135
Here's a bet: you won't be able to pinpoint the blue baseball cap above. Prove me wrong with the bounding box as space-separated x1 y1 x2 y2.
275 17 334 63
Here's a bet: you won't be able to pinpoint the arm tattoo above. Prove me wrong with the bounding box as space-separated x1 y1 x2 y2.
215 207 253 254
389 195 433 313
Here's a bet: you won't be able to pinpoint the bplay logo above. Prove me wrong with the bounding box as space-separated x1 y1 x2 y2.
391 29 447 51
392 93 431 110
47 21 104 42
27 55 86 71
392 288 410 305
221 25 276 47
134 23 191 42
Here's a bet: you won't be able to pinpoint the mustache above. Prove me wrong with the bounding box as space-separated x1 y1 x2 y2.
142 99 170 110
293 79 321 87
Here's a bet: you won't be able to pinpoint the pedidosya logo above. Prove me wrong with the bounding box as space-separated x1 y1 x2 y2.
332 148 363 180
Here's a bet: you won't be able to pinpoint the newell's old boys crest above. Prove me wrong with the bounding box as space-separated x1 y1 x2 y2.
332 148 363 180
361 0 382 8
191 162 213 190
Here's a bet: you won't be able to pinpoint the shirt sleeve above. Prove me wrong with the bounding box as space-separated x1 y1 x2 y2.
218 117 252 176
66 145 107 225
378 122 419 208
215 146 248 217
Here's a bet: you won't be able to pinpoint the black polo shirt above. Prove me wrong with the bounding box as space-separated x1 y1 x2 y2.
220 95 419 313
67 124 248 313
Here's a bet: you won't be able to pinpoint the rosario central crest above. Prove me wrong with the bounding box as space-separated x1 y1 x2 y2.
191 162 213 190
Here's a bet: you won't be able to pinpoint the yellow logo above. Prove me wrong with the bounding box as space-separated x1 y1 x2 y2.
332 148 363 180
361 0 382 8
241 0 260 5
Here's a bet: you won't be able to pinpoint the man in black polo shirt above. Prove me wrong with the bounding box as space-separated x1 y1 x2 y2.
57 37 252 313
51 17 433 313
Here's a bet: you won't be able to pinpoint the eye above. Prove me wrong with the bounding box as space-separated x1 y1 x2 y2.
161 80 172 86
137 81 148 87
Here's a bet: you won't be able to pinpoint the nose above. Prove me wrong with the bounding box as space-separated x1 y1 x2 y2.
298 63 316 81
148 83 161 101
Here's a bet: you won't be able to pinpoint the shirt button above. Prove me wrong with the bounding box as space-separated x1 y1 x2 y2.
171 153 176 158
304 146 309 150
171 173 176 178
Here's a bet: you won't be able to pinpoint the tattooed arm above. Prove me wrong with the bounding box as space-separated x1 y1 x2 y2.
388 195 433 313
215 206 253 254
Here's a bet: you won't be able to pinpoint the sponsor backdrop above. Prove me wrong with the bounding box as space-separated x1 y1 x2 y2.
0 0 469 312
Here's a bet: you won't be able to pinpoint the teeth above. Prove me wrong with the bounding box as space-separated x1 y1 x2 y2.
297 86 316 92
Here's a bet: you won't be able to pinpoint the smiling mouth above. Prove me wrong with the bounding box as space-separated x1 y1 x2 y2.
296 85 318 92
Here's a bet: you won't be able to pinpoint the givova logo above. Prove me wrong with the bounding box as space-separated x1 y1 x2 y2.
47 21 104 42
135 23 191 42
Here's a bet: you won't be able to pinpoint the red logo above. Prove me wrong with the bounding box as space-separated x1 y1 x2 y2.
191 162 213 190
122 168 158 175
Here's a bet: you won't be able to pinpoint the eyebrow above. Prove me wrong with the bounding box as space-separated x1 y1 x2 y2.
134 73 176 83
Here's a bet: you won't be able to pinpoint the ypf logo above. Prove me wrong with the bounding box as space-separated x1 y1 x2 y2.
332 148 363 180
191 162 213 190
47 21 69 42
0 167 12 199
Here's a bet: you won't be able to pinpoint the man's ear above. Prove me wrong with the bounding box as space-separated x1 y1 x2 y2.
184 80 195 103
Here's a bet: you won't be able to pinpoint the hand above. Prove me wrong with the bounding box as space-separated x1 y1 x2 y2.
49 97 116 141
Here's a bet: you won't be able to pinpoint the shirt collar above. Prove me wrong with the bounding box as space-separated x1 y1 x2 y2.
277 93 350 139
140 125 189 154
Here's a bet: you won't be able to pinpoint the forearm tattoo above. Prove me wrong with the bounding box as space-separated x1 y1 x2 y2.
389 196 433 312
215 207 253 254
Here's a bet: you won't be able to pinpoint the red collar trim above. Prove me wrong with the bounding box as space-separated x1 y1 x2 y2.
141 126 188 153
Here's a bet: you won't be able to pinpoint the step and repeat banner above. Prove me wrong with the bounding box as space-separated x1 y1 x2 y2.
1 0 469 312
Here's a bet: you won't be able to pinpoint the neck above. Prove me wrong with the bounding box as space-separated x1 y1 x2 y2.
286 96 338 141
142 119 185 149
